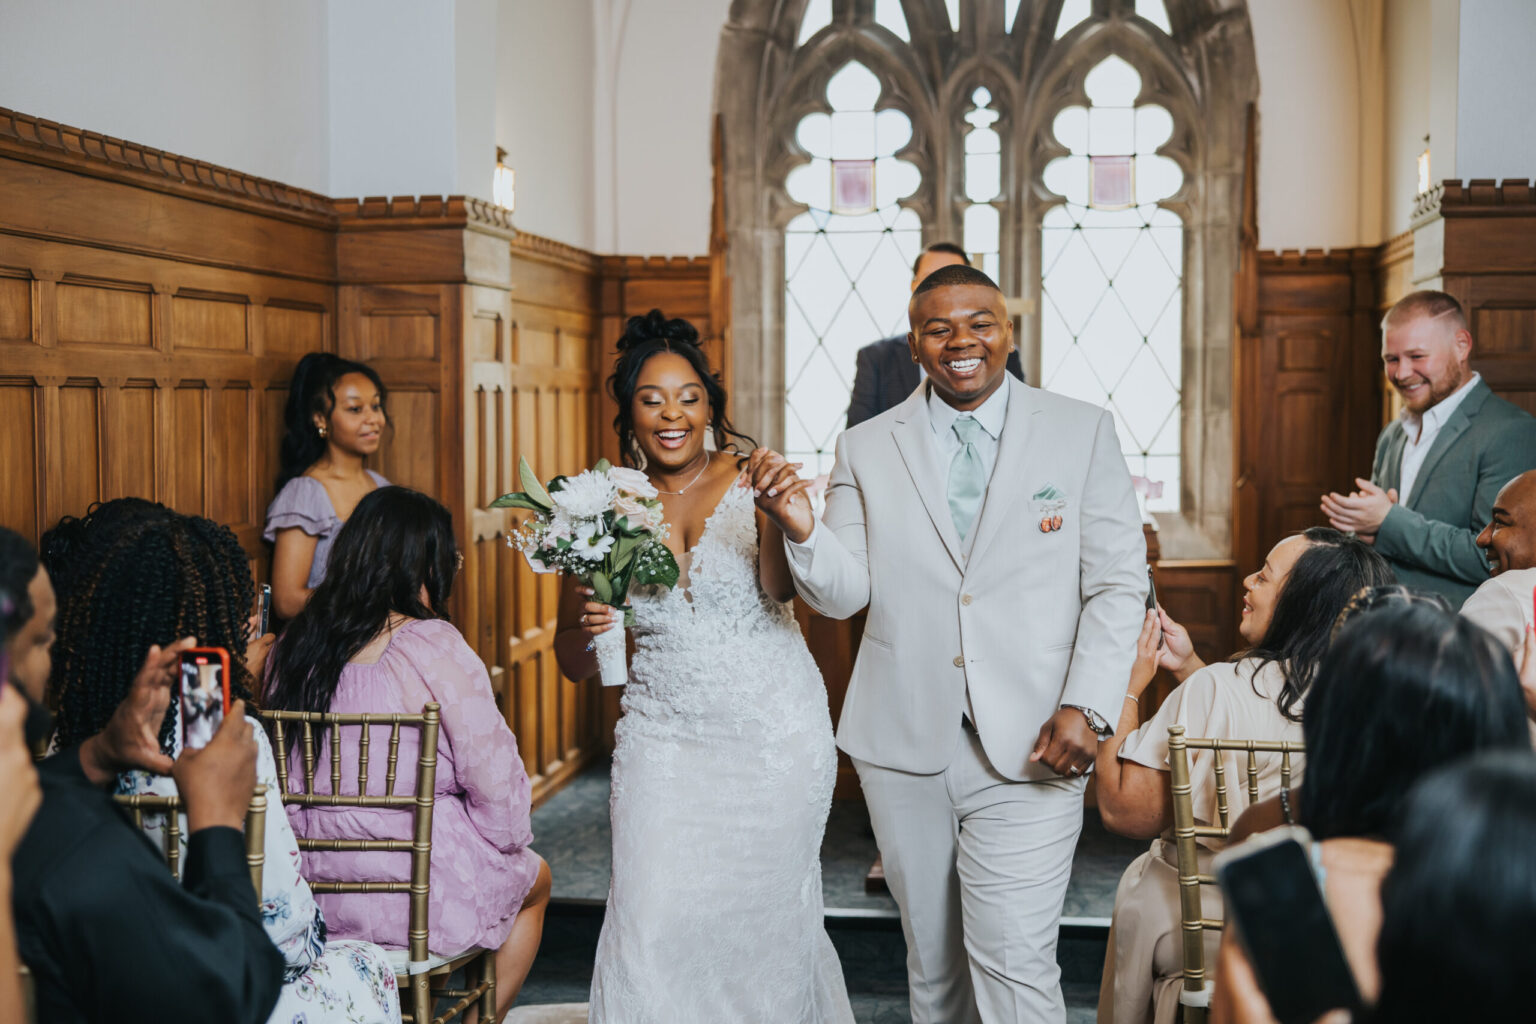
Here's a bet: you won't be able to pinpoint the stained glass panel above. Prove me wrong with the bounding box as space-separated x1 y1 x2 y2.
1041 57 1184 511
785 63 921 475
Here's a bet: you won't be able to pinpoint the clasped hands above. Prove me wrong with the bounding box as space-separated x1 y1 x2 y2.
80 636 259 833
1321 478 1398 543
745 448 816 543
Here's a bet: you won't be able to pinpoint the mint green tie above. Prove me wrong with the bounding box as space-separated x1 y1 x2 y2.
948 415 986 541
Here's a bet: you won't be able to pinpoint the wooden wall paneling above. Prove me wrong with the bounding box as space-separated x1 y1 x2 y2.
1238 249 1380 577
1415 181 1536 416
1373 231 1413 424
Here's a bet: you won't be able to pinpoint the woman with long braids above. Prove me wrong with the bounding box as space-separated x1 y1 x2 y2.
42 500 401 1024
265 352 390 620
265 486 549 1024
555 310 853 1022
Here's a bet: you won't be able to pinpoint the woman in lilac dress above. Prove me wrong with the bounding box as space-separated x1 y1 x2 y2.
266 486 551 1021
265 353 391 620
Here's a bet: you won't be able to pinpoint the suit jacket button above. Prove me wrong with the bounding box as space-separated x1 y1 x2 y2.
953 655 965 667
961 594 973 606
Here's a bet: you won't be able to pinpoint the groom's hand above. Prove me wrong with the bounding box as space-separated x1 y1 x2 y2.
747 448 816 544
1028 708 1096 778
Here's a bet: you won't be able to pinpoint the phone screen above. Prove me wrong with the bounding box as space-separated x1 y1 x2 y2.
1217 833 1361 1024
1145 567 1163 648
258 583 272 637
179 651 227 751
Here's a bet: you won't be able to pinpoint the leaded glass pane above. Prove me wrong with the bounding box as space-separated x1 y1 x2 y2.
1041 56 1184 511
944 0 961 32
1055 0 1090 38
875 0 911 41
1136 0 1172 32
784 62 921 475
798 0 831 45
1005 0 1024 33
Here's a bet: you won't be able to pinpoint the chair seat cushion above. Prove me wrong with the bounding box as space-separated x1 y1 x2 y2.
385 948 481 976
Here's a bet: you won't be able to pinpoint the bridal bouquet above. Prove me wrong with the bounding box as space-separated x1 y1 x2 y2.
492 457 679 686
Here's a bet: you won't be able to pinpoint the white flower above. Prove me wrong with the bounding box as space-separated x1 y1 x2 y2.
607 466 658 499
550 470 618 518
573 520 615 561
643 503 666 531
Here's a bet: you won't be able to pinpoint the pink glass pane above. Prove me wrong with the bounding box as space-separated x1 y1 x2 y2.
832 160 876 215
1090 156 1134 209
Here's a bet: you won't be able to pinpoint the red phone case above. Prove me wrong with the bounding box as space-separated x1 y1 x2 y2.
178 647 230 712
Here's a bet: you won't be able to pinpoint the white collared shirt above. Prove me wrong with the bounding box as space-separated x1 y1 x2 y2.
926 379 1009 492
1398 372 1479 503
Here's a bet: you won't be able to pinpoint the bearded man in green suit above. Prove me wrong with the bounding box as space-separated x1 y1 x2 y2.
1322 290 1536 607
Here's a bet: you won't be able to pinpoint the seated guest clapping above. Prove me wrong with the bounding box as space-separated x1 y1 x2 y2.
1210 600 1531 1024
40 506 400 1024
265 486 550 1021
1093 527 1391 1024
265 352 390 620
1371 752 1536 1022
1 526 284 1024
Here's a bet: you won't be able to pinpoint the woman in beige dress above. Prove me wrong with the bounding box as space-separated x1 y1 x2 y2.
1210 597 1531 1023
1091 527 1392 1024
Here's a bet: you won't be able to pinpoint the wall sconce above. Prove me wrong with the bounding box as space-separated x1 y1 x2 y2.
1416 135 1431 195
493 146 516 211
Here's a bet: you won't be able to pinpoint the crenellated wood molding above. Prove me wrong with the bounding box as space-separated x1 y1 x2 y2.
508 230 601 273
1414 178 1536 224
332 194 517 234
1258 247 1377 270
0 106 336 225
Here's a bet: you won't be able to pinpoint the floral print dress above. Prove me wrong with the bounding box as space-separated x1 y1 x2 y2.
119 719 401 1024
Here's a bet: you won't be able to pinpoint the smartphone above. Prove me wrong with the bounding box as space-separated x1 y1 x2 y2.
1145 567 1164 648
179 647 231 751
257 583 272 637
1214 826 1361 1024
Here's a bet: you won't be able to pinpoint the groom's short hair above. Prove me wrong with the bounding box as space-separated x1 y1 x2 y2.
911 264 1001 300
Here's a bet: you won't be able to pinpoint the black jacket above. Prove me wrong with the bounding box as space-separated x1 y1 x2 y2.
846 336 1026 428
13 748 284 1024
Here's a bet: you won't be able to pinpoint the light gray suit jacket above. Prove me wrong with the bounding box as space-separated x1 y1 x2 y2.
1372 379 1536 607
788 377 1148 781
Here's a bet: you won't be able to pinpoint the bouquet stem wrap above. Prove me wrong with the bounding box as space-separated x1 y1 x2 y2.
594 615 629 687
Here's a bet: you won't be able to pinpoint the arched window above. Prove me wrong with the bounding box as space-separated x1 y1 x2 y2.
719 0 1257 556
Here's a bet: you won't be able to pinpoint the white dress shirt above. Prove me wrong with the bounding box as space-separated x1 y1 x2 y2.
1398 372 1480 504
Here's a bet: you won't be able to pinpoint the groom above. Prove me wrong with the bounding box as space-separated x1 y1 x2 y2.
751 264 1146 1023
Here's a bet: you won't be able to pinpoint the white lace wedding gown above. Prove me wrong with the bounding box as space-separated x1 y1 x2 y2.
588 481 854 1023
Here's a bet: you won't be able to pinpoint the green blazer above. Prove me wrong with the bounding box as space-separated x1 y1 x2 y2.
1372 378 1536 608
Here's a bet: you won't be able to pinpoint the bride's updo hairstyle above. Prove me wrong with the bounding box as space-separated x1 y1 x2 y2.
608 309 755 467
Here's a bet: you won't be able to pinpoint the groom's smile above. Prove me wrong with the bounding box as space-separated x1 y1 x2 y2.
907 271 1015 412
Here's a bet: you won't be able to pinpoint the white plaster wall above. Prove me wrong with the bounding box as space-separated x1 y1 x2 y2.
1247 0 1364 250
1456 0 1536 180
326 0 459 198
1383 0 1431 238
496 0 597 249
0 0 330 193
609 0 733 256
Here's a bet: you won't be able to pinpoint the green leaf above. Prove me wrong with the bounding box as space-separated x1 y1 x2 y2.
591 572 613 605
594 457 612 474
610 532 643 569
517 457 553 509
633 542 680 589
488 492 548 511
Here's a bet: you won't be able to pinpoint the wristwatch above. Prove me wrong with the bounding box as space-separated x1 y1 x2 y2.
1062 703 1112 738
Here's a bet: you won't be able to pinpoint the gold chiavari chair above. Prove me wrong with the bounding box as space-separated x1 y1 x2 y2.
266 703 494 1024
113 785 269 895
1166 724 1304 1024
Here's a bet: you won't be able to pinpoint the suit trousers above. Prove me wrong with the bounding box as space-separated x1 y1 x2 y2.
854 723 1087 1024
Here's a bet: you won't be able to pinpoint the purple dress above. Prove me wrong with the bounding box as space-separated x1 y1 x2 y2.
263 470 390 588
283 618 538 955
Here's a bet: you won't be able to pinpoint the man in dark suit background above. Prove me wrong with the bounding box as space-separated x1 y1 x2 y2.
846 242 1025 428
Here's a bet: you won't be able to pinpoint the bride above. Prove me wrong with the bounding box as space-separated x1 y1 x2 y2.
555 310 853 1023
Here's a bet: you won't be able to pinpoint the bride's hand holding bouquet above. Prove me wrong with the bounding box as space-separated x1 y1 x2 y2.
493 456 679 685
